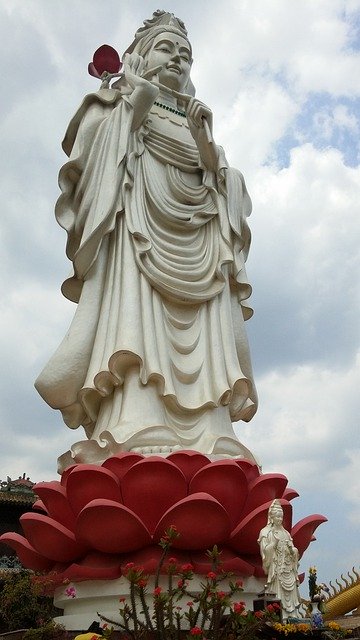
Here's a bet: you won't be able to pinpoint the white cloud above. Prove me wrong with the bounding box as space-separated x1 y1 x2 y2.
0 0 359 592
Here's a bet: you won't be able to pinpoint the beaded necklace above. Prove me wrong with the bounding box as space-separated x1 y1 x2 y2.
153 101 186 118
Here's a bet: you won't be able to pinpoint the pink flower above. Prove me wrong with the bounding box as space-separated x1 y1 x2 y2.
65 585 76 598
187 601 194 607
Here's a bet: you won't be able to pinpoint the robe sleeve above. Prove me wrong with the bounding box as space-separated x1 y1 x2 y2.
55 89 133 303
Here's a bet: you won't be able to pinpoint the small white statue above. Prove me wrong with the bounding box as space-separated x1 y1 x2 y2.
35 10 258 471
258 499 301 619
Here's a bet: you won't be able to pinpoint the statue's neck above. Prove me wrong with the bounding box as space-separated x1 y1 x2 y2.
157 90 177 108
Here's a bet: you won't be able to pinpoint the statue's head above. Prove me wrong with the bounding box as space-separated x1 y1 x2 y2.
268 499 284 526
124 10 195 95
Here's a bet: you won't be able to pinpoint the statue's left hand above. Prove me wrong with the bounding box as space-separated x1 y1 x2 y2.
185 97 218 171
185 97 213 137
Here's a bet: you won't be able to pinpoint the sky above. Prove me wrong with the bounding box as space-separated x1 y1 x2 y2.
0 0 359 597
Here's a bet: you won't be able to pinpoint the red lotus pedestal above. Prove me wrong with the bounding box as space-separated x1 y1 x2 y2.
0 451 326 630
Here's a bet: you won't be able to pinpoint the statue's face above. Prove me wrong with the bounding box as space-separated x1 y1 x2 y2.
147 32 192 92
272 511 283 526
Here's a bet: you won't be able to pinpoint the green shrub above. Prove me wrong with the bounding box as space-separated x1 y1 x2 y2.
22 620 67 639
0 570 58 632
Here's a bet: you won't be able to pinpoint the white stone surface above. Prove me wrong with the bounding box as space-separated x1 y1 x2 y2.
35 10 258 471
54 574 266 631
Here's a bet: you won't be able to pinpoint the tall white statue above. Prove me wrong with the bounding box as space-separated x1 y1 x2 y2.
258 500 301 618
35 11 258 471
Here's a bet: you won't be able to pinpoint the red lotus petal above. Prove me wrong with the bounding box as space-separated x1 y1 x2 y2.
153 492 231 549
283 487 299 501
121 457 187 534
76 498 152 553
242 474 288 517
121 545 192 574
60 464 78 487
191 547 255 576
20 513 87 563
291 514 328 557
240 554 266 577
230 499 292 555
64 551 122 582
102 452 144 481
167 450 210 484
0 532 54 572
34 481 76 530
32 499 47 512
234 459 261 482
189 460 248 529
88 62 101 79
93 44 121 75
66 465 122 515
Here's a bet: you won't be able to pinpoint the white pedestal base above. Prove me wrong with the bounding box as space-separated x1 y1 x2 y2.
54 575 266 631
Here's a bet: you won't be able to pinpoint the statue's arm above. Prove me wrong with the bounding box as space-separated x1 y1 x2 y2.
186 98 219 172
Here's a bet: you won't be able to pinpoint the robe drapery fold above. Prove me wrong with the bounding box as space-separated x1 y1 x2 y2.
35 90 258 467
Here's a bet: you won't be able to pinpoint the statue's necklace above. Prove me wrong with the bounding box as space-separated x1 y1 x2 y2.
154 101 186 118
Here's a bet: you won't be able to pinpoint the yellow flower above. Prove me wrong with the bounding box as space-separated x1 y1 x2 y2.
327 621 341 630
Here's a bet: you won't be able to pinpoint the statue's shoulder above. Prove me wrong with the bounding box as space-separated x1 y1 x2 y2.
62 89 123 156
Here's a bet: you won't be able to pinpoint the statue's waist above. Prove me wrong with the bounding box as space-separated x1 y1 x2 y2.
144 128 200 172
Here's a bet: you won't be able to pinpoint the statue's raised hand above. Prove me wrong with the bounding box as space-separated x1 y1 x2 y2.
123 52 161 130
123 52 162 91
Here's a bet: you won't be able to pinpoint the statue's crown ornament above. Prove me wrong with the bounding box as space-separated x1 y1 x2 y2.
125 10 190 56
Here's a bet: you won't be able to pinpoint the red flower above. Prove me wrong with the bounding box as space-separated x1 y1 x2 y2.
153 586 162 596
234 602 246 614
207 571 217 580
235 579 244 588
254 611 264 618
124 562 135 571
187 601 194 607
266 604 274 613
88 44 122 79
177 579 185 589
181 563 194 573
137 578 147 588
190 627 203 636
168 557 178 564
216 591 226 600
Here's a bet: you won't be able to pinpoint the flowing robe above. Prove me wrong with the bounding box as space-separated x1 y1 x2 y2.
35 88 258 469
258 524 301 615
